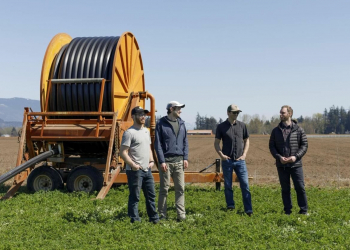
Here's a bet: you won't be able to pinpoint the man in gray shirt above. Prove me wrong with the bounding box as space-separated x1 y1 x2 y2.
120 106 159 223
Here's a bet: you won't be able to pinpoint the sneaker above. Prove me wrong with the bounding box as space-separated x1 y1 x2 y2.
176 217 186 222
246 212 253 217
227 207 235 211
159 215 167 221
151 220 160 224
298 210 309 216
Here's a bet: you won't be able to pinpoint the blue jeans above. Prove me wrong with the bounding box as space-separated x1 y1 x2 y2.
126 168 159 223
222 159 252 213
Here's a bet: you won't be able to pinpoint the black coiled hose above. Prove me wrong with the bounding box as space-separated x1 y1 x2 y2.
49 37 120 113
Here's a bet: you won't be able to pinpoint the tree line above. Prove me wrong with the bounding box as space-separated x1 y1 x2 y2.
194 106 350 135
0 127 18 137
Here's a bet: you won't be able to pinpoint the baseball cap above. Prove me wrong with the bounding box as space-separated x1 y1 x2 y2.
227 104 242 112
131 106 149 115
166 101 185 110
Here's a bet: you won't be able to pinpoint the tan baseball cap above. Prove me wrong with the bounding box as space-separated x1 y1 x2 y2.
227 104 242 112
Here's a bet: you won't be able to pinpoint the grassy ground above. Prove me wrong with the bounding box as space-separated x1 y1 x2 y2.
0 185 349 249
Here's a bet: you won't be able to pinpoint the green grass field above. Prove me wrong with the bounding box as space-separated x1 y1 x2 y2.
0 185 349 249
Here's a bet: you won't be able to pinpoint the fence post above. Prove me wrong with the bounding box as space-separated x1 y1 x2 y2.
216 159 221 191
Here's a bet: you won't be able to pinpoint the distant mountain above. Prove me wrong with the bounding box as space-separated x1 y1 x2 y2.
0 97 40 122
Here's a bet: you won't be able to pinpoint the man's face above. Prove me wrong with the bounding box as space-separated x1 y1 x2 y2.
227 110 240 119
171 107 182 118
133 113 146 125
280 108 291 122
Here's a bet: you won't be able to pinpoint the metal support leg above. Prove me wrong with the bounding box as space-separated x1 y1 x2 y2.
216 159 221 191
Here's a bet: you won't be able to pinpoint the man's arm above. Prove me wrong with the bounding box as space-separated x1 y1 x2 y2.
148 145 155 169
120 145 141 171
154 121 168 172
269 129 289 164
288 128 308 163
183 124 189 169
236 138 249 161
154 123 165 164
269 129 282 160
295 128 308 160
214 138 230 161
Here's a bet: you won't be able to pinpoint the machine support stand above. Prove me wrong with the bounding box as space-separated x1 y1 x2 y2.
215 159 221 191
96 112 121 200
1 109 29 200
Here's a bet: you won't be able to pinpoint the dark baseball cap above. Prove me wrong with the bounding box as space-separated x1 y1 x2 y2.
131 106 149 115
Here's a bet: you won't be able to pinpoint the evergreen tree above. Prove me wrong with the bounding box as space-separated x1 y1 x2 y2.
297 115 304 123
195 113 218 133
345 109 350 133
11 127 17 137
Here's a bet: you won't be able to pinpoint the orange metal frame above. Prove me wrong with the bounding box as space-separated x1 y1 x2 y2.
1 78 241 200
114 171 237 183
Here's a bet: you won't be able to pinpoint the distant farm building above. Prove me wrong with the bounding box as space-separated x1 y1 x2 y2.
187 130 212 135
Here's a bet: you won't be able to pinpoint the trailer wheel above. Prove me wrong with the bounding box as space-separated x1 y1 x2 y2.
27 166 64 192
66 166 103 193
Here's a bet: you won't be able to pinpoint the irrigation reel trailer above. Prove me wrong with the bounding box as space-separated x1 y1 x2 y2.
0 32 238 200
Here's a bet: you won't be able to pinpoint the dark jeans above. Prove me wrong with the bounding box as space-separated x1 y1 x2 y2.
222 159 253 213
277 166 308 214
126 168 159 223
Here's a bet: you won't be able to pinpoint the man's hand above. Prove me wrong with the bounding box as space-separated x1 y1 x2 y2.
131 163 141 171
161 163 168 172
280 157 289 164
286 156 296 163
149 161 154 169
236 154 246 161
220 154 230 161
184 160 188 169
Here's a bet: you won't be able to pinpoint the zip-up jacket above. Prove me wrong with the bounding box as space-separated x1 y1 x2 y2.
269 121 308 168
154 116 189 164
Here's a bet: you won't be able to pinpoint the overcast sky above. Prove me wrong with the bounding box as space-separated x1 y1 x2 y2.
0 0 349 125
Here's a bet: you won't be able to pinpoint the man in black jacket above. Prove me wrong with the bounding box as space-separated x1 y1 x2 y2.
269 105 308 215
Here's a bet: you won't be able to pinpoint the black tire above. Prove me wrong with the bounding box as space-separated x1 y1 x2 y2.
27 166 64 192
66 166 103 193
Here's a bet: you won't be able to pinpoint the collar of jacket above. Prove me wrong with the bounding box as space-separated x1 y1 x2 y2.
278 120 299 132
161 116 185 125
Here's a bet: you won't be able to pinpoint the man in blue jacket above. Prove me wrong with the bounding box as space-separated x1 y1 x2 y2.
154 101 189 222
